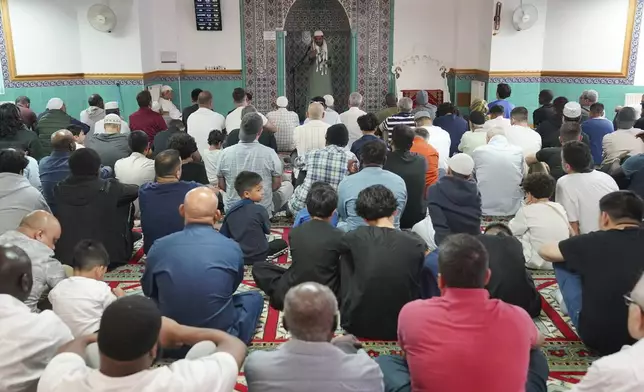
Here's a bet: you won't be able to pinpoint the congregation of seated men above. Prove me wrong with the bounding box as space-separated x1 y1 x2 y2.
0 83 644 392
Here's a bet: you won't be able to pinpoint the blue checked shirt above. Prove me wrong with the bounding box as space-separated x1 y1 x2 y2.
288 145 353 213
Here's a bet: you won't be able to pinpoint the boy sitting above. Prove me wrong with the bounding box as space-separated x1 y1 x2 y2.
253 182 343 310
340 184 426 340
48 240 125 337
220 171 287 265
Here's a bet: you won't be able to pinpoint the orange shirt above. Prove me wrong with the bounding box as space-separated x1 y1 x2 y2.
411 136 439 189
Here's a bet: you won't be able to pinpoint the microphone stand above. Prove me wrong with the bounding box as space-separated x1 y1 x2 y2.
291 44 312 116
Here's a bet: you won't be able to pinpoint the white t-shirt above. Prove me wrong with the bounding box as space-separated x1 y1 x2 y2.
225 107 268 132
340 107 367 149
483 116 511 130
187 108 226 152
159 97 182 120
422 125 451 170
555 170 619 234
48 277 117 338
458 130 487 156
37 351 239 392
0 294 73 392
202 148 223 184
505 125 542 156
508 202 571 269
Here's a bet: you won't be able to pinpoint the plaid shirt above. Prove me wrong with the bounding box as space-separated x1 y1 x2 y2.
288 145 352 213
267 108 300 152
218 141 283 215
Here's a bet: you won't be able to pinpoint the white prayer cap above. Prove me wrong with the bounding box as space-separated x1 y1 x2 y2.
103 114 122 125
314 30 324 37
324 94 334 107
563 102 582 119
161 85 173 93
105 101 119 110
46 98 64 110
448 153 474 176
276 96 288 108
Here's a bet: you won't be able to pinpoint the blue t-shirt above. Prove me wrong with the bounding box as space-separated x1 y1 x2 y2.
350 134 385 160
139 181 201 253
582 118 614 165
293 208 339 227
488 99 515 119
142 224 244 331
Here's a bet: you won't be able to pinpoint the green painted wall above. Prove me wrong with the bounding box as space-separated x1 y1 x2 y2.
0 84 143 120
487 81 644 121
174 79 244 115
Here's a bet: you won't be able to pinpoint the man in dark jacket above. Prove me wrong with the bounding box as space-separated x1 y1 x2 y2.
53 148 138 268
427 153 482 245
152 119 185 157
383 125 427 229
35 98 89 156
480 224 542 318
532 89 556 127
224 106 278 153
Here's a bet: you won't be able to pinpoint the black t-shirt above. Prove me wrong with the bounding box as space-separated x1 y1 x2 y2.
536 147 564 180
282 220 344 297
479 234 541 318
559 227 644 355
180 162 209 185
152 129 182 157
339 226 425 340
182 104 199 128
533 104 557 127
384 151 427 229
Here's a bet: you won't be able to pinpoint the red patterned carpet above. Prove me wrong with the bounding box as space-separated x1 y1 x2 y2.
104 228 595 392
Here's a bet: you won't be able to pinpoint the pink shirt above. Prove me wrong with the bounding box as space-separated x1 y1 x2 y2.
398 288 537 392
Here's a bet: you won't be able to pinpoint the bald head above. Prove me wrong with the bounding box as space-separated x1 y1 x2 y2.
17 210 61 250
307 103 325 120
0 244 32 302
180 187 219 225
51 129 75 152
283 282 337 342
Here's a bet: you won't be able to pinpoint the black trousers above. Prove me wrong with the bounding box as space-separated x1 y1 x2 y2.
252 262 289 310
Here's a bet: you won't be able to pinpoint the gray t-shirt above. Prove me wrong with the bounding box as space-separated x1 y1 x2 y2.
85 133 131 169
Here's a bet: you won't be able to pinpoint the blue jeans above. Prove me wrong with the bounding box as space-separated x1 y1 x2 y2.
553 263 582 328
421 252 440 299
376 349 548 392
229 291 264 345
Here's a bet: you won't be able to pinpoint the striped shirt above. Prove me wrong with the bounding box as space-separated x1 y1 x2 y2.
379 112 416 146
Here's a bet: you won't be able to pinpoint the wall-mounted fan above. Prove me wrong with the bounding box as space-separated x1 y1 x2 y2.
87 4 117 33
512 1 539 31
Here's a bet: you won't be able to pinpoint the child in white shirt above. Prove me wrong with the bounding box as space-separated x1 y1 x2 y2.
202 129 225 184
49 240 125 337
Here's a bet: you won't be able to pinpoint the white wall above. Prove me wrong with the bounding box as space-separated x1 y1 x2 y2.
392 0 456 91
6 0 243 75
77 0 143 73
542 0 629 71
489 0 548 71
8 0 81 74
176 0 242 70
454 0 494 70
